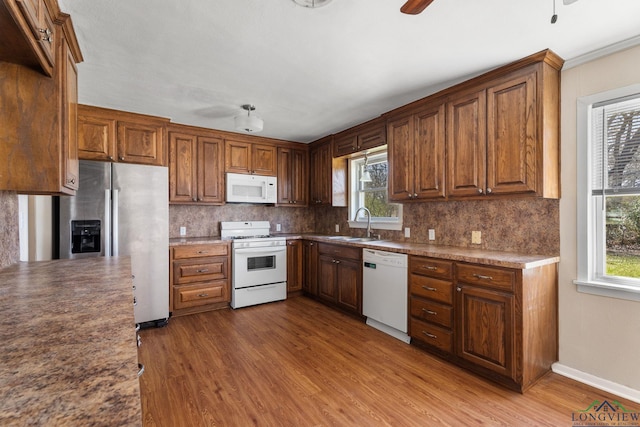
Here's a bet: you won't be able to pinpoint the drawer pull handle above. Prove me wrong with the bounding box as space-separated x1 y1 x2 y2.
422 331 437 339
197 251 208 254
422 308 437 316
138 363 145 377
422 266 438 271
472 274 493 281
421 286 437 292
197 293 209 298
196 269 209 273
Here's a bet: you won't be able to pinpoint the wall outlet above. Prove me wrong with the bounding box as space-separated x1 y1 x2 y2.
428 229 435 241
335 224 340 233
179 226 186 237
276 223 281 232
404 227 410 238
471 230 482 244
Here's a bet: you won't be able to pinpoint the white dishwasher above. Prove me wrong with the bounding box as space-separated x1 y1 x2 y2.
362 248 410 343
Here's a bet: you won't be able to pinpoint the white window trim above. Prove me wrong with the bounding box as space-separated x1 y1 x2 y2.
348 150 403 232
575 83 640 302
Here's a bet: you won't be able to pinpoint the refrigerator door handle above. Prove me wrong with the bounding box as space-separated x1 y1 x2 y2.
112 189 119 256
104 189 112 257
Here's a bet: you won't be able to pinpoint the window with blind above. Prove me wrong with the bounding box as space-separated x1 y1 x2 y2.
348 150 402 231
576 89 640 299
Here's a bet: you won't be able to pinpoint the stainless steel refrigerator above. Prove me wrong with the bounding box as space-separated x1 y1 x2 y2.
58 160 169 327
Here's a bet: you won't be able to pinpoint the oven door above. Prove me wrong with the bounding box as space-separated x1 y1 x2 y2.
233 245 287 288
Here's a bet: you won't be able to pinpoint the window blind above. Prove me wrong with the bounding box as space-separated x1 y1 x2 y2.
591 94 640 195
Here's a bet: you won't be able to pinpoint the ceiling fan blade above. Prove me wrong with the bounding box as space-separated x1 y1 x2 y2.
400 0 435 15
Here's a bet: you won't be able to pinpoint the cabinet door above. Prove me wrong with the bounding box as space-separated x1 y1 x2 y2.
224 139 251 174
278 147 308 206
358 123 386 151
486 71 537 195
290 148 308 205
286 240 303 292
447 89 487 197
336 257 361 314
169 132 197 203
310 141 332 205
456 285 515 380
60 33 78 192
251 143 277 176
302 241 318 296
117 120 165 166
198 136 224 203
15 0 55 72
78 108 117 161
317 254 338 302
414 104 446 199
277 147 293 204
387 114 414 201
333 132 358 157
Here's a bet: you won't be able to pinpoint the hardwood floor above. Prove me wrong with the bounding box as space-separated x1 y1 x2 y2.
138 296 637 426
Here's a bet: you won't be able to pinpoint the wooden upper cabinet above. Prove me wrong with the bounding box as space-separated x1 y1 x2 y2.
277 146 308 207
77 107 117 161
309 138 333 205
388 100 446 201
78 105 169 166
0 11 82 195
0 0 57 76
224 139 276 176
333 118 386 158
169 125 224 205
486 70 538 196
60 26 79 192
446 89 487 198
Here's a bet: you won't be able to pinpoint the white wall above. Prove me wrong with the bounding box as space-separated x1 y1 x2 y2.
559 44 640 392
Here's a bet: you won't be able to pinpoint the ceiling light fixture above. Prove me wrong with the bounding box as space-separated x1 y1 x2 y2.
292 0 333 8
360 153 372 183
234 104 263 133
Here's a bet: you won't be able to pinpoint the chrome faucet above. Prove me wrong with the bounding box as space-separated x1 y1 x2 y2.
353 207 372 238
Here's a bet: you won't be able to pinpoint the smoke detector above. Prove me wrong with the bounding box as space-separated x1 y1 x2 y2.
292 0 333 8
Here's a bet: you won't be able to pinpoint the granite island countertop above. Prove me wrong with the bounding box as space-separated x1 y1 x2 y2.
170 234 559 269
0 257 141 426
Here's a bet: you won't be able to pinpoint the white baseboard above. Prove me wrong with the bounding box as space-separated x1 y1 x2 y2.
552 363 640 404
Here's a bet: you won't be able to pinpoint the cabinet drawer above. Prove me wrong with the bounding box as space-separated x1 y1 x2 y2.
456 263 515 292
410 275 453 304
173 281 228 309
410 256 453 280
173 244 228 259
317 243 361 260
410 297 452 328
410 318 452 353
173 257 228 284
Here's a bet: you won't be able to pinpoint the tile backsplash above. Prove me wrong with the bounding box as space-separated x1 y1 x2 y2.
170 197 559 256
0 191 19 268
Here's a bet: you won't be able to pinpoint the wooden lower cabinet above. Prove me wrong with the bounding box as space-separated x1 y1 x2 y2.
302 240 318 296
286 239 303 293
169 242 231 316
409 255 558 393
316 243 362 316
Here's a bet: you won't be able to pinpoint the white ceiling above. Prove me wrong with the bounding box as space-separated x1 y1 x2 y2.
59 0 640 143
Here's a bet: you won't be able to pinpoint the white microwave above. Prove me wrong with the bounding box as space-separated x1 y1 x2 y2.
226 172 277 204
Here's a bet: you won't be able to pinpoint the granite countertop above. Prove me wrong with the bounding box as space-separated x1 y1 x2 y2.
0 257 141 426
172 234 559 269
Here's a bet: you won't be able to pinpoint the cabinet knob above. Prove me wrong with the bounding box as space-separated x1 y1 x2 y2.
456 287 462 292
336 260 341 264
119 156 125 161
108 156 114 161
68 177 76 185
486 188 492 194
478 188 483 194
310 242 314 246
413 193 418 198
192 198 197 202
39 28 53 43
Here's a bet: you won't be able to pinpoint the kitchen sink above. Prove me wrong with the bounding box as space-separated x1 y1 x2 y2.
327 236 351 241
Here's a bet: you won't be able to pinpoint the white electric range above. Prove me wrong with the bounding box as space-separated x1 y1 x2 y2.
220 221 287 309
